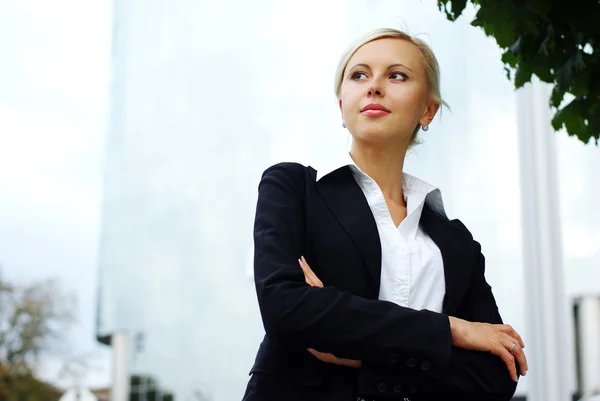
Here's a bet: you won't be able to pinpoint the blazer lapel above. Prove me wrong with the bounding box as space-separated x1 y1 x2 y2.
420 203 473 315
312 166 382 289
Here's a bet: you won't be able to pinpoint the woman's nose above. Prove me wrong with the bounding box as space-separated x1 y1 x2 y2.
367 86 382 97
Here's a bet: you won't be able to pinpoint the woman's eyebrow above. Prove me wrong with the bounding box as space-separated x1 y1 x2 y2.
388 63 413 72
348 63 413 72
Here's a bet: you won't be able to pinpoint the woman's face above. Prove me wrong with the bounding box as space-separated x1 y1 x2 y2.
339 38 439 145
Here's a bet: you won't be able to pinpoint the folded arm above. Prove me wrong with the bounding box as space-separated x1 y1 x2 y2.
357 234 525 401
254 164 525 400
253 164 452 377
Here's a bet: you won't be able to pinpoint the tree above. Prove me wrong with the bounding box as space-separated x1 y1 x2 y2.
0 269 76 401
129 374 175 401
0 365 62 401
437 0 600 145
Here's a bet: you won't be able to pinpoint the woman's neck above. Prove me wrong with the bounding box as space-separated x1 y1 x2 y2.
349 140 408 204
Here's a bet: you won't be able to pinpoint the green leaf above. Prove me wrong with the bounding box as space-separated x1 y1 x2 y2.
551 97 591 142
509 36 522 56
515 64 533 88
471 16 484 28
530 60 554 83
473 2 522 48
551 87 566 108
556 51 586 88
501 49 518 67
449 0 468 20
435 0 600 145
538 24 556 56
438 0 468 21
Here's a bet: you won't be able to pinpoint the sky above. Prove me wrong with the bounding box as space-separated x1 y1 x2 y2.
0 0 113 389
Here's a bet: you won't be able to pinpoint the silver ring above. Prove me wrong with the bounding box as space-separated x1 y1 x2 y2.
509 341 516 353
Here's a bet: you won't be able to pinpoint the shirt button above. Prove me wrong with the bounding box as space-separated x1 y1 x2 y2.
393 384 402 393
377 383 387 393
410 385 419 394
421 361 431 371
389 354 399 364
406 358 417 368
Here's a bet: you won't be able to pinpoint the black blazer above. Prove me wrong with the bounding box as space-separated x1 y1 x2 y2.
243 163 518 401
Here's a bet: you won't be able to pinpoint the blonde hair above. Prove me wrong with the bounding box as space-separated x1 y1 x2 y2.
334 28 449 142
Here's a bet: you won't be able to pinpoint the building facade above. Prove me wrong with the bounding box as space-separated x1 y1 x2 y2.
96 0 600 399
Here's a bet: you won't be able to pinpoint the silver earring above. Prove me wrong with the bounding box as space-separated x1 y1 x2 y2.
421 125 429 131
342 122 347 128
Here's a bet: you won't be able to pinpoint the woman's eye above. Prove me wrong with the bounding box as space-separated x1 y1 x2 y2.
391 71 408 80
351 71 367 80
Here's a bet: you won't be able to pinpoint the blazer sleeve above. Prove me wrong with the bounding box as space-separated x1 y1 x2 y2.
253 163 453 378
357 222 519 401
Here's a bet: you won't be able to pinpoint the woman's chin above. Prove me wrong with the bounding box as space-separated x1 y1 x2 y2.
352 128 409 145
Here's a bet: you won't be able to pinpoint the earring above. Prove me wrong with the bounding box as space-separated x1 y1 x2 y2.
342 122 347 128
421 125 429 131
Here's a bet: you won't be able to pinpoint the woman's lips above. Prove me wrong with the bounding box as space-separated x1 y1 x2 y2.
360 109 390 117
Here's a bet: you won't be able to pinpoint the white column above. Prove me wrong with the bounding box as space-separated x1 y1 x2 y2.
111 331 131 401
579 296 600 397
516 77 572 401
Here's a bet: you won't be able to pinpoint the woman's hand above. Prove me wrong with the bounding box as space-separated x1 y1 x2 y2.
306 348 362 368
449 316 528 382
299 256 323 288
299 256 361 368
298 257 528 379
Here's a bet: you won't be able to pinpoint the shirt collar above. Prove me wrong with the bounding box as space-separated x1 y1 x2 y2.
315 151 357 182
314 152 447 218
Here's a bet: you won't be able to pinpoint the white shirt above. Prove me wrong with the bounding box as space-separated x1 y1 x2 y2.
316 153 447 313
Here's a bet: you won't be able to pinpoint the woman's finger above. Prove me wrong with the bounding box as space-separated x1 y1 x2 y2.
506 336 528 376
299 259 319 286
307 348 332 362
298 258 315 283
501 334 528 377
307 348 361 368
491 343 518 382
299 259 316 285
483 323 525 349
298 259 323 288
495 324 525 348
299 257 323 287
452 320 527 381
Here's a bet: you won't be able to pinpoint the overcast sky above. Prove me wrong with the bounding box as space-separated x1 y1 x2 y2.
0 0 113 389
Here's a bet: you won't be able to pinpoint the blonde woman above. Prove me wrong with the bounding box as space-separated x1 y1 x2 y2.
243 28 528 401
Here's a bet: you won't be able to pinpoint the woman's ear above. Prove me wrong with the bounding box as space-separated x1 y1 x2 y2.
420 102 440 127
339 99 346 126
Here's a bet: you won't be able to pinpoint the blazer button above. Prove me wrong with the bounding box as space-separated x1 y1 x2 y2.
406 358 417 368
377 383 387 393
393 384 402 393
410 385 419 394
389 354 399 364
420 361 431 371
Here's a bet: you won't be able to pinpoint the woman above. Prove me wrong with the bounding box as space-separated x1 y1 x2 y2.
243 28 528 401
